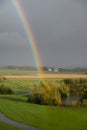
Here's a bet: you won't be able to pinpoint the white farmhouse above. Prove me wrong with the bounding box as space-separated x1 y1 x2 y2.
48 68 52 72
53 68 59 72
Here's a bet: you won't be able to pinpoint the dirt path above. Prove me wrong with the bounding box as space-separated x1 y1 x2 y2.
5 74 87 79
0 113 40 130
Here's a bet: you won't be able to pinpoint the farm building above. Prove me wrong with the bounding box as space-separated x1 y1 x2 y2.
48 67 59 72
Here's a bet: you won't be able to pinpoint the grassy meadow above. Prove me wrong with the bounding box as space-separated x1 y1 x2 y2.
2 78 41 90
0 68 86 76
0 69 38 75
0 69 87 130
0 121 22 130
0 97 87 130
1 78 60 90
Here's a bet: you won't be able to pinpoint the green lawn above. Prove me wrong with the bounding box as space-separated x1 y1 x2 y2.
0 121 22 130
0 97 87 130
0 75 87 130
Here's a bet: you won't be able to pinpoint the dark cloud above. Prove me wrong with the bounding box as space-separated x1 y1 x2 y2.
0 0 9 5
0 0 87 67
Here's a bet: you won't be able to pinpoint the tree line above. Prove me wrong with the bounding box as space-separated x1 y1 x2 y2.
27 79 87 107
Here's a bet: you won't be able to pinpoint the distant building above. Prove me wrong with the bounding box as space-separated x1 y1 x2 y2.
48 68 52 72
48 67 59 72
53 68 59 72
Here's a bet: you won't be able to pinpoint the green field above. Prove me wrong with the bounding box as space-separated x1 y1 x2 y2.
2 78 60 91
0 121 22 130
0 75 87 130
0 68 86 75
3 78 41 90
0 97 87 130
1 78 61 96
0 69 38 75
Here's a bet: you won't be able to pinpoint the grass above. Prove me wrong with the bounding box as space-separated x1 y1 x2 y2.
0 121 22 130
0 74 87 130
1 78 61 95
0 97 87 130
0 69 38 75
0 68 86 75
2 78 61 90
2 78 41 90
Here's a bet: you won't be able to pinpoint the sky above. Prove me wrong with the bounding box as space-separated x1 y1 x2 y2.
0 0 87 67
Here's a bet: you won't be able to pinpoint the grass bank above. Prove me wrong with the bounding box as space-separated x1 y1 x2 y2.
0 121 22 130
0 97 87 130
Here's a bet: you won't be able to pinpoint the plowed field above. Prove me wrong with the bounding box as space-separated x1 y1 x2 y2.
5 74 87 79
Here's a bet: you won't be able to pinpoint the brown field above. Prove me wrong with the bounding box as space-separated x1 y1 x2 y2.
5 74 87 79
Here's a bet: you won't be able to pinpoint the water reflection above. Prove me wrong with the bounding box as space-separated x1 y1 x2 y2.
63 96 80 106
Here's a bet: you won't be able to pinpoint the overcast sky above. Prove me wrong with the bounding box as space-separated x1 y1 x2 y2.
0 0 87 67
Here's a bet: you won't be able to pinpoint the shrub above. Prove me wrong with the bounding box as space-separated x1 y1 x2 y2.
27 80 62 106
27 94 35 103
50 91 61 106
59 82 70 98
82 99 87 107
63 79 72 85
70 101 78 107
79 84 87 99
0 85 13 94
27 93 44 105
34 93 44 105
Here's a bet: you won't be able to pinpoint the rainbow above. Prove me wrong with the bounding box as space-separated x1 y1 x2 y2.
12 0 43 74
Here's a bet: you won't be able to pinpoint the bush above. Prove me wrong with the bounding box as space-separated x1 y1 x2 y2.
63 79 72 85
27 79 87 107
34 93 44 105
0 85 13 94
59 82 70 98
27 94 35 103
70 101 78 107
27 81 62 106
79 84 87 99
27 93 44 105
82 99 87 107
